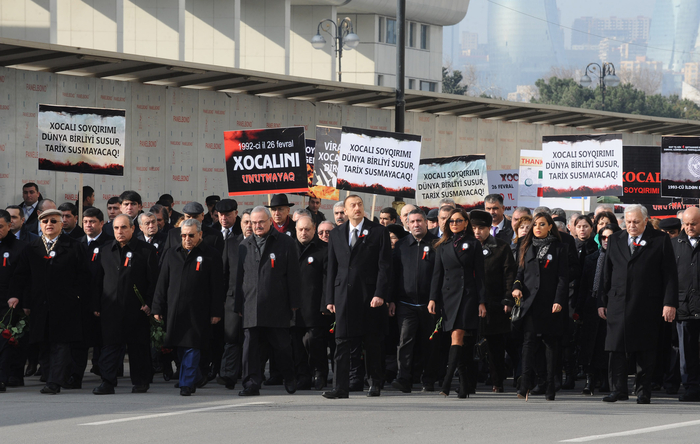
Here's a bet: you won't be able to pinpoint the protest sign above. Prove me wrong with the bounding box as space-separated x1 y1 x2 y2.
542 134 623 197
336 127 421 198
487 169 518 214
661 136 700 198
302 138 339 201
416 155 487 210
312 126 341 191
37 104 126 175
518 149 591 211
224 126 308 196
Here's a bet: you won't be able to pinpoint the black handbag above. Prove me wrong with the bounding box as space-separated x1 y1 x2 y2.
473 317 489 361
511 298 522 328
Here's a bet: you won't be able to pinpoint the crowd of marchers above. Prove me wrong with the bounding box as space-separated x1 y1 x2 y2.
0 182 697 404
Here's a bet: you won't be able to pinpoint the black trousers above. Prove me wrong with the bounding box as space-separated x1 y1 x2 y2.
484 333 506 387
396 303 438 385
520 331 558 393
39 342 73 387
0 339 19 383
334 333 384 392
609 349 656 397
99 343 151 387
242 327 294 389
291 326 328 382
678 320 700 389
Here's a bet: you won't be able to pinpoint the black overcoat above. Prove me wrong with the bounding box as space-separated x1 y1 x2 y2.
80 232 113 346
94 237 159 345
235 229 301 329
10 234 90 344
326 218 392 338
223 233 243 342
672 233 700 321
430 236 486 332
294 238 328 328
152 242 224 349
392 231 437 306
513 240 569 335
481 236 516 335
161 224 224 263
602 228 678 352
0 235 28 323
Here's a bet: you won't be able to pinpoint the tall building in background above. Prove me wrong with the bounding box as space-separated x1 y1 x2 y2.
648 0 700 71
487 0 566 94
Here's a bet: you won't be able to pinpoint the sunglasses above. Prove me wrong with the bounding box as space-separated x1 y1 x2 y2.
600 235 609 240
181 233 197 239
41 219 60 225
318 230 331 234
449 219 466 225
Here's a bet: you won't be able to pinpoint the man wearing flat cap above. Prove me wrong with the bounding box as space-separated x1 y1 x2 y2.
266 194 296 240
10 209 91 394
161 201 224 259
470 209 516 392
660 217 682 239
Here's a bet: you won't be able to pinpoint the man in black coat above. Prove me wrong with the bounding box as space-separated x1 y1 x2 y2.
10 209 91 394
161 201 224 260
601 204 678 404
267 194 296 239
58 203 85 239
153 219 224 396
0 210 29 392
673 207 700 402
291 215 329 390
235 206 301 396
484 194 513 244
471 210 516 392
92 214 159 394
390 208 439 394
19 182 41 234
323 195 392 399
217 199 244 389
136 212 167 256
6 205 39 243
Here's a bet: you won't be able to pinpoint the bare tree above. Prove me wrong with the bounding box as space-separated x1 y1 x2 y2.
545 66 581 81
462 64 503 99
618 66 663 95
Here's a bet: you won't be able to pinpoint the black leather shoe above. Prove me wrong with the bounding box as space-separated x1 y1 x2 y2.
40 384 60 394
367 385 381 397
196 377 208 389
162 364 173 382
216 376 237 389
285 379 297 394
679 390 700 402
314 376 327 390
322 388 349 399
24 363 37 377
348 381 364 392
637 394 651 404
422 382 435 392
64 376 82 390
132 385 149 393
602 391 629 402
391 379 412 393
238 386 260 396
180 386 192 396
93 382 115 395
0 382 5 392
263 375 283 386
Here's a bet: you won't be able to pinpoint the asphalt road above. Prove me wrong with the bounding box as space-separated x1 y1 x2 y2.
2 373 700 444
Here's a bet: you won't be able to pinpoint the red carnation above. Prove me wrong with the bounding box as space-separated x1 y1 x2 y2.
572 313 580 321
1 329 10 339
8 337 17 346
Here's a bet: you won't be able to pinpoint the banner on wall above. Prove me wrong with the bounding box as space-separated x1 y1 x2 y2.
224 126 308 196
37 104 126 175
518 149 592 211
300 139 339 201
336 127 421 198
487 169 519 214
661 136 700 198
416 155 488 210
541 134 623 197
312 126 342 192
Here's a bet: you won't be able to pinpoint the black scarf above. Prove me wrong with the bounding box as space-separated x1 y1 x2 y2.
592 248 606 298
532 234 556 262
452 230 467 248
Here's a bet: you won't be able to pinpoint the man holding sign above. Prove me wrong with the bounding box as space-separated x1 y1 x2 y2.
323 195 392 399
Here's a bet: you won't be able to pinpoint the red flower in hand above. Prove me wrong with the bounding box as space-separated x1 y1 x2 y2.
1 329 10 339
572 313 580 321
8 336 18 346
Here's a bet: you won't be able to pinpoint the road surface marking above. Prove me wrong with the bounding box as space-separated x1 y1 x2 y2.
561 419 700 442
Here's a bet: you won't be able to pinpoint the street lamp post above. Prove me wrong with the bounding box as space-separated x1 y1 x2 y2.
311 18 360 82
579 62 620 111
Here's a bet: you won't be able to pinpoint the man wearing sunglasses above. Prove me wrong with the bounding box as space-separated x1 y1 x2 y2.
10 209 91 394
160 201 224 261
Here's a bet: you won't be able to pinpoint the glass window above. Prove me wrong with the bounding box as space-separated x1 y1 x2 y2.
420 24 429 49
386 19 397 44
377 75 384 86
408 79 415 89
378 17 384 43
420 81 436 92
409 22 416 47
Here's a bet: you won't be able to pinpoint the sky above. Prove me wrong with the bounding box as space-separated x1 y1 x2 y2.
460 0 657 48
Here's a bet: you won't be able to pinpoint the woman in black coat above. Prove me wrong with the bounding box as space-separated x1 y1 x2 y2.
512 212 569 401
576 224 620 395
429 208 486 398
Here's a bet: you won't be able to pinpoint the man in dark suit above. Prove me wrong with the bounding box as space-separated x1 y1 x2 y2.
391 208 439 393
6 205 39 243
158 194 183 226
161 202 224 259
136 212 167 256
0 210 29 391
10 209 91 394
306 197 326 228
120 191 144 234
323 195 392 399
291 215 329 390
153 219 224 396
19 182 41 235
92 214 159 394
429 205 454 238
235 206 301 396
601 204 678 404
58 203 85 239
71 207 113 387
217 199 244 389
101 196 122 238
484 194 513 243
203 195 220 228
